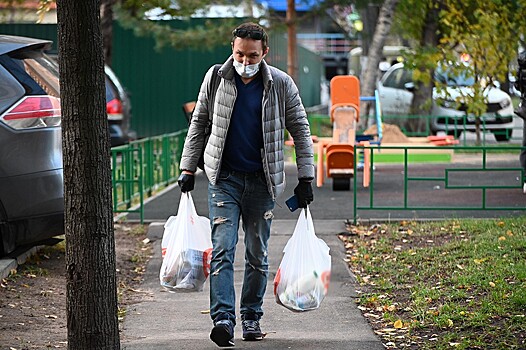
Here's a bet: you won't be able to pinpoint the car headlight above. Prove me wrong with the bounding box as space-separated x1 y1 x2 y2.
499 98 511 109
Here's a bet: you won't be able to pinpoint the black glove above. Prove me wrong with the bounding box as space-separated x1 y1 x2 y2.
178 173 195 192
294 179 313 208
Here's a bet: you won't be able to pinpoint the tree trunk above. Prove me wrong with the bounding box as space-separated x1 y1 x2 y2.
101 0 115 66
408 3 440 134
56 1 120 349
475 117 481 145
359 0 399 129
359 4 380 57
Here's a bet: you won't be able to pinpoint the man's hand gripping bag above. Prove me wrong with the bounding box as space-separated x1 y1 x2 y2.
159 192 212 292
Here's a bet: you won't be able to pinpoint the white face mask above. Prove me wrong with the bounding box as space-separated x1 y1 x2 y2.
233 59 260 78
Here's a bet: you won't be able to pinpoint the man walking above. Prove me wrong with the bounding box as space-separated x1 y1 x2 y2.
177 22 315 347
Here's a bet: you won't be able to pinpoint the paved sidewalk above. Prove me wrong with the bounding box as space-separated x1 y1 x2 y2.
121 219 383 350
120 164 383 349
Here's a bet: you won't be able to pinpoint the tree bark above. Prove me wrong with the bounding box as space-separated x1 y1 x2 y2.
101 0 115 66
56 1 120 349
359 0 399 129
408 3 440 133
359 4 380 57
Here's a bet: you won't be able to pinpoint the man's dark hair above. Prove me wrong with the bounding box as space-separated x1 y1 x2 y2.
231 22 268 52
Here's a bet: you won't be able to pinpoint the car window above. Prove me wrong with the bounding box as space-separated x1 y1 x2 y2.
382 67 413 89
0 64 25 115
24 57 60 97
105 77 118 102
435 66 475 87
0 55 48 95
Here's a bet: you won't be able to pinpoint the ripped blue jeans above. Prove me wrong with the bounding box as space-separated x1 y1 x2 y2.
208 169 275 325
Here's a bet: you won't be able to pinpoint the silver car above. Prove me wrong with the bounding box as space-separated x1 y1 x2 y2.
377 62 515 141
0 35 64 256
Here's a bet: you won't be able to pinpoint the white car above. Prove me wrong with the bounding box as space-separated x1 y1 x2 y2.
377 63 515 141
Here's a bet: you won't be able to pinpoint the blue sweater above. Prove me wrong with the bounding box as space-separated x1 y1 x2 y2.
222 73 264 172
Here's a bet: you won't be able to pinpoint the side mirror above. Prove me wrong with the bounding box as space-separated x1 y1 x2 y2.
404 82 415 92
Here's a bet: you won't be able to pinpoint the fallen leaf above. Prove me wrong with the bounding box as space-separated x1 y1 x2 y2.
380 328 397 332
498 236 506 241
394 319 403 328
489 282 496 288
447 319 454 327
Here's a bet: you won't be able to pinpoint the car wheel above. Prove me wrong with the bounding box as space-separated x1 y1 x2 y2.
0 222 17 256
492 129 512 142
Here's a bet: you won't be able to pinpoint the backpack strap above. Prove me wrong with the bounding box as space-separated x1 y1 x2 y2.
207 64 222 115
195 64 221 170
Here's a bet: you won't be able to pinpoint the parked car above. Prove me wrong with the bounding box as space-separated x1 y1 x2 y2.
377 63 515 141
46 56 135 147
104 64 135 146
0 35 64 255
0 34 134 256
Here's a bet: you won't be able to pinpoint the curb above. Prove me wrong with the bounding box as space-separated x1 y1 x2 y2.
0 244 46 280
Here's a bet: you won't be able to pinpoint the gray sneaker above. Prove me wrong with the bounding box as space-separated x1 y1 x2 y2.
210 319 235 347
242 319 264 341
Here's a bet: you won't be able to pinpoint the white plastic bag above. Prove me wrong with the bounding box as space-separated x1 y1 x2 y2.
273 207 331 312
159 192 212 292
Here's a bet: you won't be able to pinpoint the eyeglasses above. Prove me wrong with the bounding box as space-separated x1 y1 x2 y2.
232 28 266 40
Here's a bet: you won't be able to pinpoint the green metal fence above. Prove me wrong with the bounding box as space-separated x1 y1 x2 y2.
351 145 526 224
111 130 187 223
112 145 144 221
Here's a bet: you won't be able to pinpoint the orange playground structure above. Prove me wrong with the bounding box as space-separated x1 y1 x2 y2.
316 75 382 191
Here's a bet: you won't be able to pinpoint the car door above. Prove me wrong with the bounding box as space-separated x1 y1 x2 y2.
377 64 412 116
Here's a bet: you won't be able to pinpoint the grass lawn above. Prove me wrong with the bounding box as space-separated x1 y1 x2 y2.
340 217 526 349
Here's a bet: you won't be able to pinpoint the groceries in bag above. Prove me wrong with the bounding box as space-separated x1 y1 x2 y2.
274 207 331 312
159 192 213 292
160 247 212 291
274 268 330 311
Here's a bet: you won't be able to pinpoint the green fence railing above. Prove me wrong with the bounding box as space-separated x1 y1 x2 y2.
112 145 144 222
111 130 524 225
351 145 526 224
111 130 187 223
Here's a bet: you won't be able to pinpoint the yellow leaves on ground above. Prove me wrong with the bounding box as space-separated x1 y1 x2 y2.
394 319 403 328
